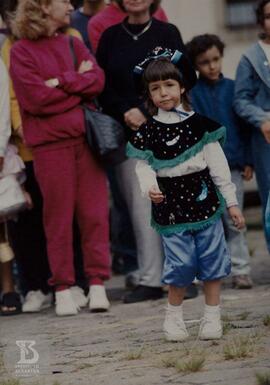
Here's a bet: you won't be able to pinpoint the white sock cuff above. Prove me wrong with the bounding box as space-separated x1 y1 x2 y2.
167 303 183 312
204 304 220 315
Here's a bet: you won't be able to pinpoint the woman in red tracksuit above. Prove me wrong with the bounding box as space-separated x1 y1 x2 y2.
10 0 111 316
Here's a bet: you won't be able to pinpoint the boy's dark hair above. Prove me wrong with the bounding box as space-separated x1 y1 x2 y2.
115 0 161 15
186 34 225 66
256 0 270 26
142 57 191 115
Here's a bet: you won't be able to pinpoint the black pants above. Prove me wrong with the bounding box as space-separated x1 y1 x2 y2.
8 161 51 294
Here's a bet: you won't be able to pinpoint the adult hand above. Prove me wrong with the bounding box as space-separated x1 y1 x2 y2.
261 121 270 143
242 165 253 181
149 185 164 204
78 60 93 74
124 108 147 130
228 205 245 230
45 78 59 88
0 157 4 172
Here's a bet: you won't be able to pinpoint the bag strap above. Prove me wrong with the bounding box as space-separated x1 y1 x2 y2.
69 35 78 70
68 36 100 111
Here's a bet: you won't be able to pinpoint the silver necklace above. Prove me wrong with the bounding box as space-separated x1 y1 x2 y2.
121 19 152 41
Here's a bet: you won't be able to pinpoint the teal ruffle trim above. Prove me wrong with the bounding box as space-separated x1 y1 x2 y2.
151 191 226 236
126 126 226 171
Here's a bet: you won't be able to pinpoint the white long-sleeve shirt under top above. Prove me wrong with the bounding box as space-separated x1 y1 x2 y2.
0 58 11 157
135 105 238 208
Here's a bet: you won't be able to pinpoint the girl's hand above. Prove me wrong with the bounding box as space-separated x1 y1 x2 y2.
78 60 93 74
242 165 253 181
124 108 147 130
149 186 164 204
228 205 245 229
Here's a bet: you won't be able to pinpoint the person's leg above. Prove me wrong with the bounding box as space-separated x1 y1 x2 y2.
0 223 21 315
222 170 252 288
8 162 51 296
74 142 110 311
196 220 229 340
203 279 221 305
251 131 270 250
116 158 164 302
162 230 197 341
34 148 76 290
107 166 137 275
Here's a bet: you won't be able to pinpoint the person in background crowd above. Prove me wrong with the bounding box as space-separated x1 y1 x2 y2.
71 0 106 51
187 34 254 289
10 0 111 316
234 0 270 252
0 57 22 316
1 0 90 313
88 0 168 53
96 0 197 304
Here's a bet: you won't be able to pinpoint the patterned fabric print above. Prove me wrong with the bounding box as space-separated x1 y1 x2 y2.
128 113 225 170
152 168 225 234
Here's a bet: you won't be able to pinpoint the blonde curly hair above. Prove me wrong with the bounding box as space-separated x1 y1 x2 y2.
11 0 52 40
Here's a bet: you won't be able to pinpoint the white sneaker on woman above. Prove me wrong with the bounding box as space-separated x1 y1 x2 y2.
89 285 110 312
55 289 78 316
70 286 88 308
163 305 189 342
22 290 52 313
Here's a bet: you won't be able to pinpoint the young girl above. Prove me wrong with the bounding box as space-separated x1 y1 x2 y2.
127 47 245 341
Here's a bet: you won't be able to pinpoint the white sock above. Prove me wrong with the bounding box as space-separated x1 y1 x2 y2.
167 303 183 313
204 304 220 318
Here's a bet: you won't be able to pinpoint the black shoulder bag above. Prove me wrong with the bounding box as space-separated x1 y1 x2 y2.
69 36 126 167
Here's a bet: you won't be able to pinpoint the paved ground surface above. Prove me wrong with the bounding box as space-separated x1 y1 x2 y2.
0 206 270 385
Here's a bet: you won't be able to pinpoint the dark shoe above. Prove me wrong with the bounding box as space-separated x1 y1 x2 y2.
123 285 163 304
232 275 253 289
184 284 199 300
1 292 22 316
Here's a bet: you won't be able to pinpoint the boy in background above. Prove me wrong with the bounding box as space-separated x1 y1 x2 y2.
187 34 253 289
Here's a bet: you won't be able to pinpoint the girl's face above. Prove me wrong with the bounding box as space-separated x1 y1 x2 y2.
149 78 184 111
262 2 270 41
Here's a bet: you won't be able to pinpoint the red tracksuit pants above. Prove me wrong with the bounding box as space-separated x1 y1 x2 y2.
34 139 110 289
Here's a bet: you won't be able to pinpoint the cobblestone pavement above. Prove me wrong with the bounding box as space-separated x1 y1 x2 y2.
0 206 270 385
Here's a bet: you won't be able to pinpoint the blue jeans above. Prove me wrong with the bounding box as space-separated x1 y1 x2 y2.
265 192 270 253
222 169 251 275
251 131 270 251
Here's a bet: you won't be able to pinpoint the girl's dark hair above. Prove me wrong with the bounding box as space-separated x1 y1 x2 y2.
116 0 161 15
186 34 225 66
142 58 191 116
256 0 270 26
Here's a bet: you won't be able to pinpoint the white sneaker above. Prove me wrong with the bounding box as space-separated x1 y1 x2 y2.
22 290 52 313
70 286 88 308
163 305 189 342
55 289 79 316
89 285 110 312
199 316 222 340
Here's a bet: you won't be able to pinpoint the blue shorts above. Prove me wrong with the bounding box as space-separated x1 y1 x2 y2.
161 219 231 287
